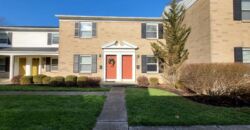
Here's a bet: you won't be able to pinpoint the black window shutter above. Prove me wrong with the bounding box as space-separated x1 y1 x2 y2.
141 55 147 73
46 57 51 72
47 33 52 45
92 23 97 37
5 57 9 72
234 47 243 62
158 23 164 39
141 23 147 39
159 61 164 73
73 55 80 73
75 22 80 37
233 0 242 20
92 54 97 73
7 32 12 45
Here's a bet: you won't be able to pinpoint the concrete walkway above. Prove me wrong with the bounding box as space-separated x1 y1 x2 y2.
0 91 107 96
94 87 128 130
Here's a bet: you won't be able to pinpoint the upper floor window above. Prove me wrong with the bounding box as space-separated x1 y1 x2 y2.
51 33 59 44
142 23 163 39
48 33 59 45
80 22 93 38
0 33 8 44
242 0 250 20
146 23 159 39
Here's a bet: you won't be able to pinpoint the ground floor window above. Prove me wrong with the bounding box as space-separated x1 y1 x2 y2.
80 55 92 73
51 58 58 71
0 57 6 72
243 48 250 63
146 56 158 73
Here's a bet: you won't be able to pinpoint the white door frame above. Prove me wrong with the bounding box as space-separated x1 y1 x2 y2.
103 49 136 82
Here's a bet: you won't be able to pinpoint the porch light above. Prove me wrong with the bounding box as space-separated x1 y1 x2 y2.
99 54 102 58
137 55 140 58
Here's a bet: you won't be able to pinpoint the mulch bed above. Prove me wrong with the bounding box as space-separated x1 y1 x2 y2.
156 85 250 107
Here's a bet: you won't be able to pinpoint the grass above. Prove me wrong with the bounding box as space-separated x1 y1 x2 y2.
126 88 250 126
0 85 110 92
0 95 105 130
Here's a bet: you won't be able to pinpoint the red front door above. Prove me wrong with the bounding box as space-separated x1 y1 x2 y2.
122 55 133 79
106 55 117 80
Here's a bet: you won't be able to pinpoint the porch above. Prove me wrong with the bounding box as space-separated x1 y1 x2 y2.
0 47 58 81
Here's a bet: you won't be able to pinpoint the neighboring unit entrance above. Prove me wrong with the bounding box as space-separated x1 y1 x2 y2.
32 58 39 76
19 58 26 76
122 55 132 80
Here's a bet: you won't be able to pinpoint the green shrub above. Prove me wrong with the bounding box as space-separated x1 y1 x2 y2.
33 74 46 84
87 77 101 87
11 75 22 85
149 77 159 87
42 76 51 85
65 75 77 87
77 76 88 87
137 76 149 87
20 76 33 85
50 76 65 87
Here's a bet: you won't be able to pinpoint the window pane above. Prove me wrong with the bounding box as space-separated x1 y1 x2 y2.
242 10 250 20
52 33 59 44
242 0 250 10
80 56 92 64
0 33 8 44
52 59 58 65
0 58 5 65
81 23 92 31
80 64 92 72
243 50 250 63
0 65 5 71
147 57 157 63
146 25 157 32
81 31 92 38
147 65 157 72
146 32 157 38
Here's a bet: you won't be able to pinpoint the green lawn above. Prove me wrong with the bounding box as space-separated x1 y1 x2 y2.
126 88 250 126
0 95 105 130
0 86 110 92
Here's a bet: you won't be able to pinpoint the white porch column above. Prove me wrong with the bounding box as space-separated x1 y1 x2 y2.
9 55 14 80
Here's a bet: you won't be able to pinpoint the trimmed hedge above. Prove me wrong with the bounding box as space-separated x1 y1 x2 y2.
33 74 46 84
65 75 77 87
20 76 33 85
77 76 88 87
137 76 149 87
149 77 159 87
49 76 65 87
42 76 51 85
87 77 101 87
11 75 22 85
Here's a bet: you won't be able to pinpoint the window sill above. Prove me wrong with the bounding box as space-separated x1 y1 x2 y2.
146 71 159 74
241 20 250 23
145 38 159 40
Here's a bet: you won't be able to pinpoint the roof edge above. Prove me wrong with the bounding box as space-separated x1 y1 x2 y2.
56 15 163 22
0 26 59 32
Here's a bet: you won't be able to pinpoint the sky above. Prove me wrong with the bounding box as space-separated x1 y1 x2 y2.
0 0 170 27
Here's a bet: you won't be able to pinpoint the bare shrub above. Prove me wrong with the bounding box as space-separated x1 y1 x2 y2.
180 63 250 96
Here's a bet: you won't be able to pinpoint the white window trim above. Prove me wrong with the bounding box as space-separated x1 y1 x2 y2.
50 58 58 72
51 33 59 45
0 57 6 72
80 22 93 39
146 56 159 73
0 32 9 45
146 23 159 40
79 55 92 73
